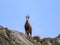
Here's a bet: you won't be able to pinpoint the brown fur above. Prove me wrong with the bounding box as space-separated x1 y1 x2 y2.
24 16 32 36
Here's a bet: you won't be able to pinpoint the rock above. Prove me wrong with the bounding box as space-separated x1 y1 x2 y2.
0 25 60 45
56 34 60 38
0 25 34 45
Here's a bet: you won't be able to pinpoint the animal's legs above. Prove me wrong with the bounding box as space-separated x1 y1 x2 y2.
29 30 32 37
30 32 32 37
27 32 29 36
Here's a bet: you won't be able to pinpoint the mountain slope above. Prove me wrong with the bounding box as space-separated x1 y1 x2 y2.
0 25 34 45
0 25 60 45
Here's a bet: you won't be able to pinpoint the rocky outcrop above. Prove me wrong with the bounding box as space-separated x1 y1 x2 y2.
0 25 35 45
0 25 60 45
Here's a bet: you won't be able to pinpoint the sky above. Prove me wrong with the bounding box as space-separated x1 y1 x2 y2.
0 0 60 38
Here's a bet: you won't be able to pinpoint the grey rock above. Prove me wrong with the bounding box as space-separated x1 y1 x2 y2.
0 25 34 45
0 25 60 45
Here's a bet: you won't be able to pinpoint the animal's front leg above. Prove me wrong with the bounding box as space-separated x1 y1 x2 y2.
30 30 32 37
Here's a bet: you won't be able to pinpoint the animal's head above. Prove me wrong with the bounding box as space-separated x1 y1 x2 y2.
26 16 30 21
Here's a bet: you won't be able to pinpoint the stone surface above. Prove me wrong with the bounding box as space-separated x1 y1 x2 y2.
0 25 60 45
0 25 34 45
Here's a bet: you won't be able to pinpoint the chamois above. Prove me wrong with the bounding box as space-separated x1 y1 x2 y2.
24 16 32 36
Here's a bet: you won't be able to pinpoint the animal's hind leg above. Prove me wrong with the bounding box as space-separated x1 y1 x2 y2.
30 31 32 37
27 31 29 36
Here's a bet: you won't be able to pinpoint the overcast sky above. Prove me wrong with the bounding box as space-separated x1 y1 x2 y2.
0 0 60 38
